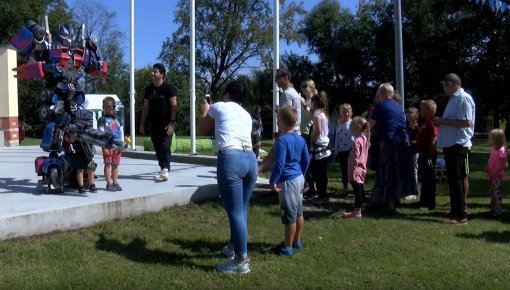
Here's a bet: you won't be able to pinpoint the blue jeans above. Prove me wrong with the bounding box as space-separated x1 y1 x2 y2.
217 149 258 260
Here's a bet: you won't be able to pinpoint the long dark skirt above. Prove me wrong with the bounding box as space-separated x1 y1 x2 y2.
370 138 417 206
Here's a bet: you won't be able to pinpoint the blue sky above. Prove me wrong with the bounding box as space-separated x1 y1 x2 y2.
67 0 358 68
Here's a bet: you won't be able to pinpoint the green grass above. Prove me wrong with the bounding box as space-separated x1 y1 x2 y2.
6 139 510 288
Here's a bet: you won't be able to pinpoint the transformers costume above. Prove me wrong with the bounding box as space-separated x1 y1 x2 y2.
10 17 123 193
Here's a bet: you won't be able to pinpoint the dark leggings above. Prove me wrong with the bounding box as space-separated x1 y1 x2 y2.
350 182 366 208
310 156 329 198
338 150 350 187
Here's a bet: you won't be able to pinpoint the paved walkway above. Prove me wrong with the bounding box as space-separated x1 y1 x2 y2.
0 146 267 240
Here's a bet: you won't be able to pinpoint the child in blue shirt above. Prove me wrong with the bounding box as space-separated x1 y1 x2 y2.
97 96 123 191
270 105 310 256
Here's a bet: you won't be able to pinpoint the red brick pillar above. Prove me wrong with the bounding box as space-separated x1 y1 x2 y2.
0 46 20 147
0 117 20 146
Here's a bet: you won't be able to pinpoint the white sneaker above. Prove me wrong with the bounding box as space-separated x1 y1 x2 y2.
221 244 235 259
154 169 169 181
404 195 417 201
216 259 250 274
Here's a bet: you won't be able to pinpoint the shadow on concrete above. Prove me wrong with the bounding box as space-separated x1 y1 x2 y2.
0 178 38 195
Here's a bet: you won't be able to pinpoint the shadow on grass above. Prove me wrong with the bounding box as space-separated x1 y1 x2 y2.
95 233 214 272
95 233 276 272
457 231 510 243
164 238 275 259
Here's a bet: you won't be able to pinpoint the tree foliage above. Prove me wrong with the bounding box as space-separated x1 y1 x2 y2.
301 0 510 130
3 0 75 136
69 0 129 102
159 0 306 99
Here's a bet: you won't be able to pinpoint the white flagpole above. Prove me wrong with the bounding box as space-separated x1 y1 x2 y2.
129 0 136 150
190 0 197 154
272 0 280 134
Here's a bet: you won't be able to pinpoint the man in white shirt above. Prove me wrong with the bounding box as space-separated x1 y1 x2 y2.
434 73 475 225
275 68 301 135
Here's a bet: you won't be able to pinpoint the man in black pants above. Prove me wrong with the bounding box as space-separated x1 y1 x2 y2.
139 63 177 181
434 73 475 224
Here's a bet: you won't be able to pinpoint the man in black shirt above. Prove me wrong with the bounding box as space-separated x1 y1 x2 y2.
139 63 177 181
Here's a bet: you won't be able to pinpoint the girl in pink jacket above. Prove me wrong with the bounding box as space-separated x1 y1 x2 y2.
485 129 507 217
342 117 370 219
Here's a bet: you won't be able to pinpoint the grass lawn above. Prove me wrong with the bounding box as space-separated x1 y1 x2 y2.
6 139 510 288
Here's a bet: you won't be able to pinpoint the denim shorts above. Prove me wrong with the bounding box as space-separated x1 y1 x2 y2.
278 175 304 224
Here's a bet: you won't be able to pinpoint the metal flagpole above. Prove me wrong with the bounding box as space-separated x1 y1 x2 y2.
129 0 136 150
272 0 280 134
190 0 197 154
394 0 404 109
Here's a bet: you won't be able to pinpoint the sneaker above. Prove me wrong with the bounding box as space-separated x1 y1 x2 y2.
106 183 116 192
154 169 169 181
113 183 122 191
221 244 235 259
311 196 329 206
443 217 468 225
278 246 293 256
292 240 303 249
216 259 250 274
404 195 417 201
341 211 362 219
88 184 97 193
78 186 86 194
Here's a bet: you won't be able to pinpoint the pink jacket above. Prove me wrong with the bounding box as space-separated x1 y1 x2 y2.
486 146 507 180
348 134 369 183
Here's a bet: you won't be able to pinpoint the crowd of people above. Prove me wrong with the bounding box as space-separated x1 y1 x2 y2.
137 64 504 274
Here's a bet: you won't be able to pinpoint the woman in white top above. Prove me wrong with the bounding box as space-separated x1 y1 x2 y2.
198 80 257 274
309 93 331 205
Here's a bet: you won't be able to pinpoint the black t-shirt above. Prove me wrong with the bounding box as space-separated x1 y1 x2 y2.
144 82 177 125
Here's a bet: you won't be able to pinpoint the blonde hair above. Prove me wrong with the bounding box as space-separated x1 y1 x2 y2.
278 105 297 128
420 99 437 115
406 106 419 115
338 103 352 123
352 116 371 148
377 83 395 100
489 129 506 149
338 103 352 114
301 79 318 95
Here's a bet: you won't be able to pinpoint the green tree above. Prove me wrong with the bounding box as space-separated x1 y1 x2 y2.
4 0 74 137
0 0 53 43
69 0 129 99
134 66 193 136
159 0 306 98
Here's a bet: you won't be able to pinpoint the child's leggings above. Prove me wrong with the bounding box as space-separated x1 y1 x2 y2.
490 178 502 215
350 181 366 209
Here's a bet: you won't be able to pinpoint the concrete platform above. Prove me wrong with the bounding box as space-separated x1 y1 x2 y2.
0 146 267 240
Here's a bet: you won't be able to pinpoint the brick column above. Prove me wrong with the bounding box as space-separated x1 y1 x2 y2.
0 46 20 147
